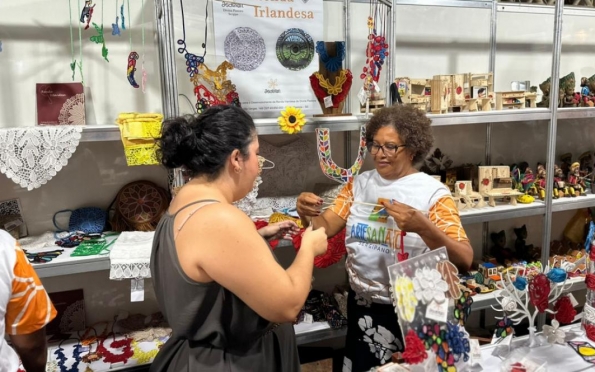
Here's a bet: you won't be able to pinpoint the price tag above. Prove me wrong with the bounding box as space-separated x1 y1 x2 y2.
323 95 333 108
469 338 482 364
357 87 367 106
131 278 145 302
425 299 448 323
568 293 579 307
303 313 314 324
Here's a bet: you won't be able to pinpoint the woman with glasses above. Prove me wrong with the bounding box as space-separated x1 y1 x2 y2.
296 104 473 372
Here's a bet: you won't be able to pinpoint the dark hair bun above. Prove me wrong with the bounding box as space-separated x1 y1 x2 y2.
157 105 256 180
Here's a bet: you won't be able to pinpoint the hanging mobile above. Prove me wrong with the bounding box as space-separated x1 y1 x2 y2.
68 0 77 80
112 0 121 36
90 0 109 62
177 0 208 78
76 0 85 83
126 0 139 88
120 0 126 31
80 0 96 30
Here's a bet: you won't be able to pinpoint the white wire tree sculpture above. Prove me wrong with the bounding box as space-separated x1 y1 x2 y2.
491 265 572 347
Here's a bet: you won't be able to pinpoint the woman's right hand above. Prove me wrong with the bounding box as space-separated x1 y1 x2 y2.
301 226 328 256
296 192 323 218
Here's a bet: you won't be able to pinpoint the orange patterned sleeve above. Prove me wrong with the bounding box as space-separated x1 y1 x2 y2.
329 181 354 221
428 195 469 242
6 245 57 335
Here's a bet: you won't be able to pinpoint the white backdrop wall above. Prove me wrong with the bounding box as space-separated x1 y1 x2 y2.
0 0 162 127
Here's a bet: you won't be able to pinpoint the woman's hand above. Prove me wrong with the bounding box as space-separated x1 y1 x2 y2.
381 199 431 234
301 226 328 256
296 192 323 218
258 220 300 241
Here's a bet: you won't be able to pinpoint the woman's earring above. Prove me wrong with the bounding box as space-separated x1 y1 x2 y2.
234 167 242 173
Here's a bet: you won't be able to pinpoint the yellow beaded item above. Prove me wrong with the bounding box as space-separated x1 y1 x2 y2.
131 340 164 364
269 212 303 229
116 113 164 166
314 70 348 95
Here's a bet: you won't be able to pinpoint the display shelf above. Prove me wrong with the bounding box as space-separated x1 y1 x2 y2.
558 107 595 120
77 109 554 142
395 0 492 9
552 194 595 213
294 322 348 345
459 200 545 224
470 276 585 311
497 2 595 16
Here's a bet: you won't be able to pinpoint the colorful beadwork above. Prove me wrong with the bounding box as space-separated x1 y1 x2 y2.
127 51 140 88
315 41 345 73
55 343 83 372
316 126 366 184
80 0 95 30
90 23 109 62
97 334 133 364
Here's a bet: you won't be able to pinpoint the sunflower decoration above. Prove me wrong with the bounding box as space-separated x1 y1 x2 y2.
278 106 306 134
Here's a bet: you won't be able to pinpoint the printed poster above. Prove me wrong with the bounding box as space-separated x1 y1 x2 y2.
213 0 324 115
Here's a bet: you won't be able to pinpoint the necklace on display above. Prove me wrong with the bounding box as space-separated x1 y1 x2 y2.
177 0 209 78
97 333 134 364
54 339 83 372
315 41 345 73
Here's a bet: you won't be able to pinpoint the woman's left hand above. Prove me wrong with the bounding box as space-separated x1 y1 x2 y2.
258 220 301 241
381 199 430 234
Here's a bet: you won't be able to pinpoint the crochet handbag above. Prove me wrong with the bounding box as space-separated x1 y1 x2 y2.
109 180 170 232
53 207 107 235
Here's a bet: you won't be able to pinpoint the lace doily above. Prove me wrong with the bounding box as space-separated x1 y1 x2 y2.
58 93 86 125
0 126 83 190
59 299 86 333
585 303 595 324
250 196 298 218
233 176 262 215
109 231 154 279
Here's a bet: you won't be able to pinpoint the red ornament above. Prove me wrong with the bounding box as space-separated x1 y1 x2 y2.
586 273 595 290
528 273 550 313
402 330 427 364
97 335 133 364
375 36 382 43
589 249 595 262
585 323 595 342
552 296 576 324
360 73 366 79
293 228 347 269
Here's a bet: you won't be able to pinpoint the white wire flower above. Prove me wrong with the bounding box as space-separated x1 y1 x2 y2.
501 296 518 312
412 267 449 304
542 319 566 344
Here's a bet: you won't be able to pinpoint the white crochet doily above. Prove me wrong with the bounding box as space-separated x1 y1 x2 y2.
234 176 262 215
109 231 155 280
0 126 83 190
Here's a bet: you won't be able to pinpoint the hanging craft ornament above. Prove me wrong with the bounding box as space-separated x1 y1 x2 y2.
177 0 208 78
112 0 121 36
191 61 241 114
277 107 306 134
125 0 139 88
315 126 366 184
360 0 389 90
120 1 126 30
68 0 77 80
88 0 108 61
80 0 95 30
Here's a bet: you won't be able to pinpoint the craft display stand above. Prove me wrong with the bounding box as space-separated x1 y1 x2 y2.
5 0 595 370
313 42 352 117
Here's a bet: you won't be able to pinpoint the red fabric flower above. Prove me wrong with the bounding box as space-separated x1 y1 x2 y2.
293 228 347 269
586 273 595 290
584 323 595 342
528 273 550 313
402 329 427 365
552 296 577 324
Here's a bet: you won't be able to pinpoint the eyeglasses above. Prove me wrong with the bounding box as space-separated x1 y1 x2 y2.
366 142 406 156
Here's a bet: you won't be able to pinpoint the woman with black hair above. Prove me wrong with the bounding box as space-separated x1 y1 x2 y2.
150 105 328 371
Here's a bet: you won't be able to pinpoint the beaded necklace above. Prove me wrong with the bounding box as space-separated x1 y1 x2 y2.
131 340 164 364
97 333 134 364
315 41 345 73
54 339 83 372
177 0 209 78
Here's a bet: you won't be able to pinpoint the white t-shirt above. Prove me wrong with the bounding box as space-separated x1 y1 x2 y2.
329 171 468 305
0 230 56 371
